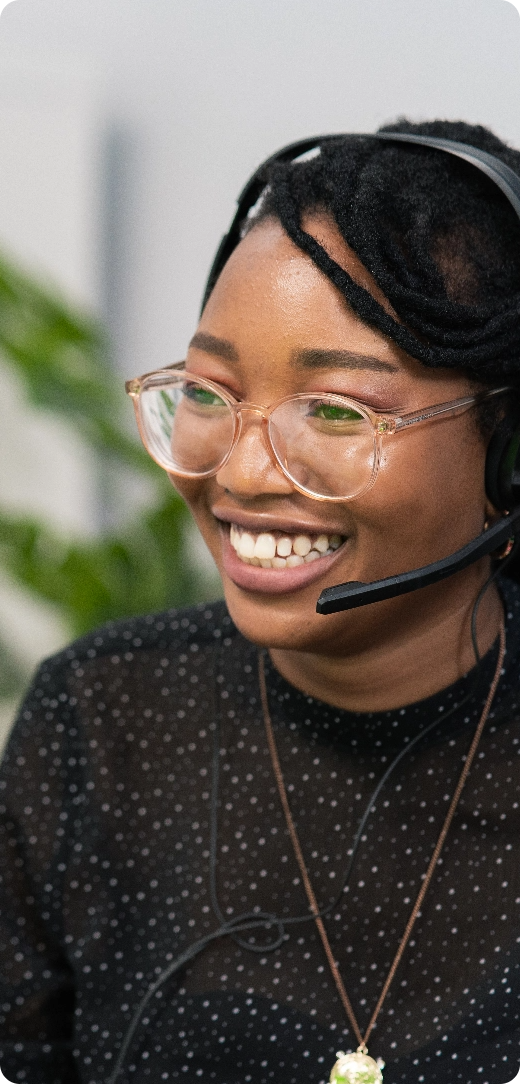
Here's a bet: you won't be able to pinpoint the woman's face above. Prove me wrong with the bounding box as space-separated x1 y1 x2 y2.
173 214 491 656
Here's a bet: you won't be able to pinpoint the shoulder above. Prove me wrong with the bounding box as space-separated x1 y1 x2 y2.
36 598 238 677
500 573 520 617
0 601 252 834
493 576 520 692
499 575 520 652
6 600 245 754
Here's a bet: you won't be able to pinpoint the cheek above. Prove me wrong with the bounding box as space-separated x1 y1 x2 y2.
365 423 487 543
169 474 222 550
402 422 484 497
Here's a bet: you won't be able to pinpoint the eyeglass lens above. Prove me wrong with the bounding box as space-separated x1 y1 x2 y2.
138 374 378 500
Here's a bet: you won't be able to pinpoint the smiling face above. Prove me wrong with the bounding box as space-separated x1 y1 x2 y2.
173 214 493 662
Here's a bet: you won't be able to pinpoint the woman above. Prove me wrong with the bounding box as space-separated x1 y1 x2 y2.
1 119 520 1084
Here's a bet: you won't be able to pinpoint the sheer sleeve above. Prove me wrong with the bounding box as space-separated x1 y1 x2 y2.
0 655 80 1084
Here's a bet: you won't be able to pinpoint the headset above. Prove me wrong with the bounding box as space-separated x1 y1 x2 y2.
202 131 520 615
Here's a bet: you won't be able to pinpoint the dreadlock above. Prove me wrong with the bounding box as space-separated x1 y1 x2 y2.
239 119 520 388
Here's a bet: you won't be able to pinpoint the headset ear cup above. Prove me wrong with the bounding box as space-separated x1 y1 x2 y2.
485 420 520 512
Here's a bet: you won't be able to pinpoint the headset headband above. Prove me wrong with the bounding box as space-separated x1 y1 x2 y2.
202 131 520 310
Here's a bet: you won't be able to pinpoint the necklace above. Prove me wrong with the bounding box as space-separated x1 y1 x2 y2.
258 624 506 1084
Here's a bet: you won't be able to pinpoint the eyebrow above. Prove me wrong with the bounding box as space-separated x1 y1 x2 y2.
189 332 239 362
189 332 398 374
291 348 398 374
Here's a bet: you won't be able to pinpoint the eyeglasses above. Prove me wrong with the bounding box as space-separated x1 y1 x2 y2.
126 364 509 502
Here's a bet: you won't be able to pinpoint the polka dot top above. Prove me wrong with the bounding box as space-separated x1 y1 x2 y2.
1 579 520 1084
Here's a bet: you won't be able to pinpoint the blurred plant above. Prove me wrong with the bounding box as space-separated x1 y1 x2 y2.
0 251 214 696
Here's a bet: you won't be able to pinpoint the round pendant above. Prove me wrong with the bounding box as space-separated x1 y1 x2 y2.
329 1049 385 1084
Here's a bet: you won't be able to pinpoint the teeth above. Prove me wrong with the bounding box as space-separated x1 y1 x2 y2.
238 532 256 558
254 533 276 559
314 534 329 554
229 524 344 569
276 536 292 557
293 535 312 557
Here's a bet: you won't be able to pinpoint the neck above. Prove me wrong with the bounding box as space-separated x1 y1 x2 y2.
269 578 503 712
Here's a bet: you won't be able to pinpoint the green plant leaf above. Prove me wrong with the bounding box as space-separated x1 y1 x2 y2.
0 632 26 699
0 253 158 476
0 248 212 676
0 490 201 636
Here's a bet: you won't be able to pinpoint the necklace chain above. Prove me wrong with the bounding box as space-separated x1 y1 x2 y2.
258 624 505 1052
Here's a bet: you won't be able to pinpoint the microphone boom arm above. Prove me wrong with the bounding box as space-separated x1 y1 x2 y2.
316 509 520 614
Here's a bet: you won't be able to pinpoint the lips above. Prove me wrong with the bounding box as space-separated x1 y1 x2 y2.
217 520 348 595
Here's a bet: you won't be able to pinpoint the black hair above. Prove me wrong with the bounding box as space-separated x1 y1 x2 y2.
231 119 520 390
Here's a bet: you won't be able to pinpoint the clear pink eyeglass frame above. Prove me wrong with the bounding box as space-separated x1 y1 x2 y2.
126 363 510 502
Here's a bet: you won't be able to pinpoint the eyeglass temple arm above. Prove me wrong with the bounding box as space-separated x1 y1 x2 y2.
392 387 511 432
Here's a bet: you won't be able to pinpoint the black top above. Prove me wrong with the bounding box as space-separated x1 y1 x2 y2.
1 581 520 1084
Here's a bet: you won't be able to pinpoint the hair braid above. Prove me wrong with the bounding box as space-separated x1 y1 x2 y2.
248 120 520 385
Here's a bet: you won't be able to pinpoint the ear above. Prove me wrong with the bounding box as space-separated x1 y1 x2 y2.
484 412 520 514
484 499 501 525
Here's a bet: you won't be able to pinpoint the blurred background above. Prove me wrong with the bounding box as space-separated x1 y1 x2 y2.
0 0 519 748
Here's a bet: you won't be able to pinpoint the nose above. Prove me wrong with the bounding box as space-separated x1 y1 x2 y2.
215 410 294 498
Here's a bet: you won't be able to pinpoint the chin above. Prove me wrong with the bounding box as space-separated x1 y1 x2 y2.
220 574 354 654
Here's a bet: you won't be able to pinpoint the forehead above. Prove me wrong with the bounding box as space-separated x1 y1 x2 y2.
199 216 407 372
195 216 473 403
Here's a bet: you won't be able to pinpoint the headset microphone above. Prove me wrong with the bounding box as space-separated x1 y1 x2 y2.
316 508 520 614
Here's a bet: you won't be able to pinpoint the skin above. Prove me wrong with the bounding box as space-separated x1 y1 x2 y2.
172 213 503 711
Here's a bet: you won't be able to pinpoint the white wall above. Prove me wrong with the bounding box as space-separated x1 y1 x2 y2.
2 0 518 378
0 45 104 720
0 57 102 534
0 51 100 308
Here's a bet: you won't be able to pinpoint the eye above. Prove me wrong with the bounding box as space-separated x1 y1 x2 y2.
184 382 226 407
310 401 364 422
